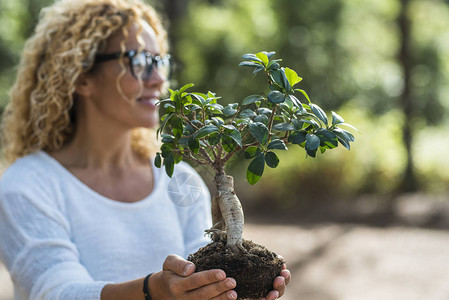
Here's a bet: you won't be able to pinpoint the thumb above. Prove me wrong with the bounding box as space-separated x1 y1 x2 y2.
162 254 196 276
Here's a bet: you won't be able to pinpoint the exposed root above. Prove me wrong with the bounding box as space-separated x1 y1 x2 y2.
205 221 225 242
228 240 246 254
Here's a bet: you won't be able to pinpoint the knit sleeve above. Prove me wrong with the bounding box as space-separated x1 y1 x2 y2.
0 168 109 299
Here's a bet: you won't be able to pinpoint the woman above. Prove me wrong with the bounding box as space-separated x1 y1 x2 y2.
0 0 290 299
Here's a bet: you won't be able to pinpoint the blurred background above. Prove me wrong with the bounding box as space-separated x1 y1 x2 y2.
1 0 449 299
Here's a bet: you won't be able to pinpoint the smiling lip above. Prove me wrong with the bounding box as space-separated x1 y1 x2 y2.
137 96 159 108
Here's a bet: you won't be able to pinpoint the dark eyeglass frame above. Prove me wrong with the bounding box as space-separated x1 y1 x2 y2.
94 50 171 80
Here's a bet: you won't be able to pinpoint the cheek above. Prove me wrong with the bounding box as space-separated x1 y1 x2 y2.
119 75 142 99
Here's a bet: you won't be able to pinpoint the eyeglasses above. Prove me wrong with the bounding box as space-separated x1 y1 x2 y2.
94 50 171 80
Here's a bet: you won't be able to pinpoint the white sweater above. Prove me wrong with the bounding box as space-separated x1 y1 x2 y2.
0 151 212 300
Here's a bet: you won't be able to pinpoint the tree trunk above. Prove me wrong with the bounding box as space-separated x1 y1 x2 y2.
398 0 418 192
210 175 244 252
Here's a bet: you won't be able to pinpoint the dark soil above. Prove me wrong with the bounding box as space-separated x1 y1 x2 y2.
187 235 285 299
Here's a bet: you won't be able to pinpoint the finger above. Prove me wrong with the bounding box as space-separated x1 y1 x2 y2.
186 277 237 299
265 290 280 300
210 290 238 300
272 276 286 297
183 269 228 291
162 254 195 276
280 269 291 286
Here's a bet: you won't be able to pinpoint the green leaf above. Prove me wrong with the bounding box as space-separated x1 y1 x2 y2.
190 93 206 106
305 133 320 151
268 139 288 150
334 134 351 149
235 118 251 126
332 111 344 125
284 68 303 87
208 132 221 145
178 83 194 94
194 125 219 139
266 51 276 59
206 105 223 115
316 128 338 148
333 128 355 142
270 69 283 87
211 117 224 127
161 134 175 143
252 67 264 77
173 152 182 164
258 107 272 115
310 104 328 126
267 91 286 104
164 154 175 177
157 113 173 137
222 125 242 147
188 137 200 154
295 89 311 103
190 119 203 129
265 151 280 168
239 109 258 118
254 114 269 125
154 152 162 168
171 118 184 139
281 68 292 92
221 135 238 153
184 124 195 134
269 84 283 92
244 146 262 159
249 122 269 145
247 152 265 185
306 148 317 157
243 95 265 105
178 136 190 146
292 119 304 130
207 103 224 110
256 52 269 66
223 105 238 116
239 61 262 68
300 118 320 129
272 123 295 131
241 53 264 63
287 95 303 110
267 61 280 71
161 143 173 158
288 131 307 145
339 123 359 133
181 94 193 106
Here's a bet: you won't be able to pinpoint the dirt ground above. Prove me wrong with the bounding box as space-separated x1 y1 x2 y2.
1 222 449 300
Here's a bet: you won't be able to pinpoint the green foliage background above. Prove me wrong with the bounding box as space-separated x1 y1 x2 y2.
1 0 448 209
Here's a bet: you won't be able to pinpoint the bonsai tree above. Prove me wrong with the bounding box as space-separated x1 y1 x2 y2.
155 51 356 298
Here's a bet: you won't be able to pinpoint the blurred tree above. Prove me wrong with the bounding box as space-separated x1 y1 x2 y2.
397 0 417 191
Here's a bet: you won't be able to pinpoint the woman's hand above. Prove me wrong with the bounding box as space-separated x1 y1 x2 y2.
260 264 291 300
150 254 238 300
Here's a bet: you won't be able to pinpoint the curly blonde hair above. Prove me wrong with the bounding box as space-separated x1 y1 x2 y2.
0 0 168 164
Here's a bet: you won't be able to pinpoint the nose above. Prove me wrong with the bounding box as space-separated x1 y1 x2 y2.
143 67 166 88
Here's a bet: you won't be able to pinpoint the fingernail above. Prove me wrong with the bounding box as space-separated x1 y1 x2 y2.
183 263 194 275
226 278 236 288
216 271 225 280
227 291 237 299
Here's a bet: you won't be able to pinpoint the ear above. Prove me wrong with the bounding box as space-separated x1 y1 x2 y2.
75 73 95 98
